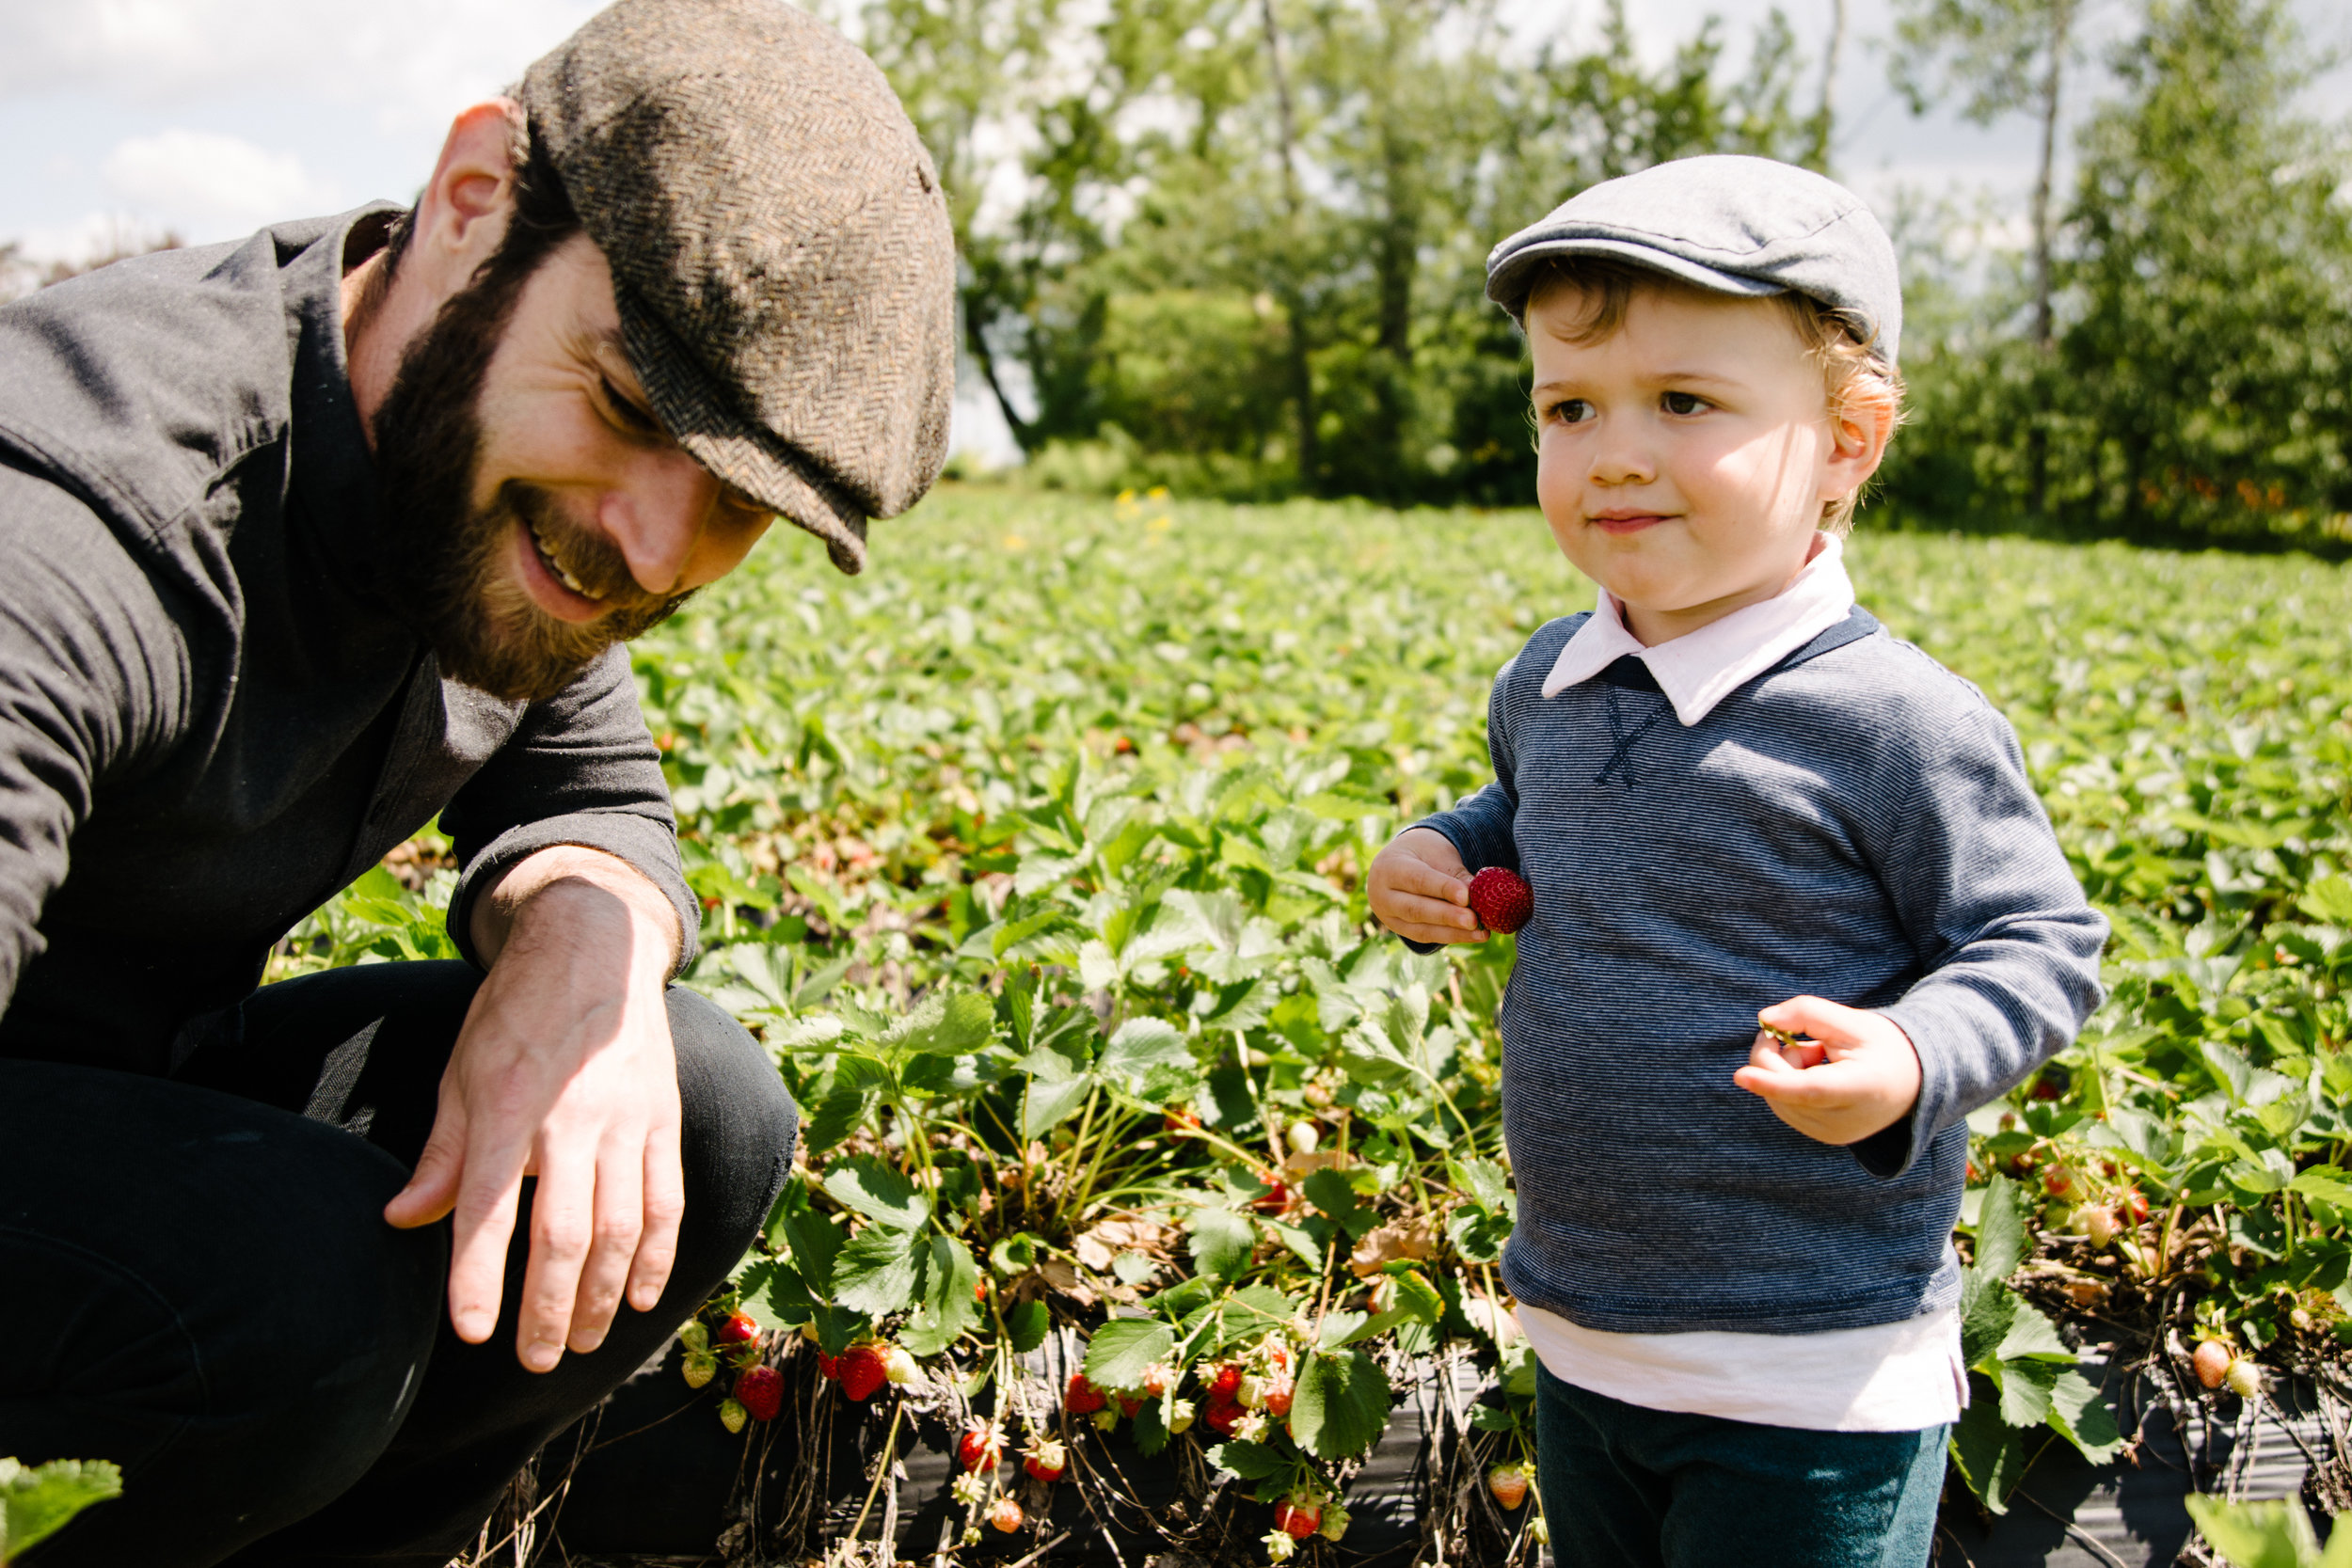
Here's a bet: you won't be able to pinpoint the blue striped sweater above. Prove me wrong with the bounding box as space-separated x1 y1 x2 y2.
1415 608 2106 1335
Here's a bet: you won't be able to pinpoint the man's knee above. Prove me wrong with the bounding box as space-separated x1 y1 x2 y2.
665 984 797 1265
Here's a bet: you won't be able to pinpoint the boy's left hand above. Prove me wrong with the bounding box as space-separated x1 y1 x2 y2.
1734 996 1922 1148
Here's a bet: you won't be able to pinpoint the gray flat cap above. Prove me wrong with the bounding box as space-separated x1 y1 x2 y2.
1486 154 1901 365
522 0 957 574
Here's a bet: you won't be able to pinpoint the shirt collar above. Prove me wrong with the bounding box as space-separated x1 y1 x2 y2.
1540 533 1858 725
283 203 405 607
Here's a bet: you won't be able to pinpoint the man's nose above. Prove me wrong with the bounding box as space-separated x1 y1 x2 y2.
597 446 719 595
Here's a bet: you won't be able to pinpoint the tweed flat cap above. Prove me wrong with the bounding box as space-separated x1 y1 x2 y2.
1486 155 1902 365
522 0 957 574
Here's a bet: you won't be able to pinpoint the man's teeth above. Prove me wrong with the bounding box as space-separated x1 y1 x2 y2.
530 523 604 600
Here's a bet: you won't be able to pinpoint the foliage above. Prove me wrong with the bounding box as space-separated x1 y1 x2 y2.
2186 1496 2352 1568
301 489 2352 1545
0 1458 121 1564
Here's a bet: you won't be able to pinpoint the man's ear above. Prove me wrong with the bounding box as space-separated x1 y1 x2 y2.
408 99 527 292
1821 372 1899 502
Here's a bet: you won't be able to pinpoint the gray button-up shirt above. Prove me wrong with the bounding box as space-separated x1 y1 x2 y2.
0 206 698 1076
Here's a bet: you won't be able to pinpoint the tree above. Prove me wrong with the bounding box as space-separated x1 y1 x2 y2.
2056 0 2352 542
1890 0 2085 512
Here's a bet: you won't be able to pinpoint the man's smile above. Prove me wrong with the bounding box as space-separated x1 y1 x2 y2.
514 518 612 623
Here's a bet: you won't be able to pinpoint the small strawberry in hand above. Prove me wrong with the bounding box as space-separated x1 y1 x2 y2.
735 1365 784 1422
1467 867 1533 934
837 1344 889 1402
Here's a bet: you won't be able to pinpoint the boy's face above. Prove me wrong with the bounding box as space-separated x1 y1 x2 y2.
1527 280 1880 645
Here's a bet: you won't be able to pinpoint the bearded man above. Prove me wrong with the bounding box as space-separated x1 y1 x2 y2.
0 2 952 1563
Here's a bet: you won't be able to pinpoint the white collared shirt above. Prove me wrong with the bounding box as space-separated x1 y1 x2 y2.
1542 532 1857 724
1514 532 1966 1433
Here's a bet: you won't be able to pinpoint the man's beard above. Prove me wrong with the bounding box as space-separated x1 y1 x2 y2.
365 232 692 704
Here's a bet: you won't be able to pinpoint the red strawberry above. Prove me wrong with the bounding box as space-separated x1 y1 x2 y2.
735 1364 784 1422
2193 1339 2232 1390
1064 1372 1107 1415
957 1422 1003 1473
1467 867 1533 934
1275 1498 1321 1538
1118 1395 1143 1418
816 1350 840 1381
1252 1180 1291 1214
1165 1106 1201 1135
837 1344 889 1402
714 1311 761 1347
1203 1398 1243 1437
1263 1378 1294 1418
1207 1363 1242 1402
2123 1187 2150 1224
988 1496 1025 1533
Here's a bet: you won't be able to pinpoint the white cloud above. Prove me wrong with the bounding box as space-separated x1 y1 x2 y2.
101 129 337 238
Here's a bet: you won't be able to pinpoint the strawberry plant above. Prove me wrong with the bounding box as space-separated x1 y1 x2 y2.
1 1458 120 1565
269 490 2352 1560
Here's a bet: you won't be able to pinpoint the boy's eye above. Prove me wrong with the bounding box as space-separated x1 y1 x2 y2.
1661 391 1709 416
1544 397 1593 425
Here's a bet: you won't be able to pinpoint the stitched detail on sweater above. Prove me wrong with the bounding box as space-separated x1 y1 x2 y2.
1595 682 1670 787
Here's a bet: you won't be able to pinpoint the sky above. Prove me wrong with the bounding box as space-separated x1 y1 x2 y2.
2 0 2343 459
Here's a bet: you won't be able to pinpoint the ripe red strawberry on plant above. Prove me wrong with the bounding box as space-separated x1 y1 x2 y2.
1064 1372 1107 1415
837 1344 889 1402
1274 1498 1321 1538
1203 1398 1243 1437
714 1310 761 1347
988 1496 1025 1533
1252 1179 1291 1214
957 1422 1003 1473
1023 1436 1068 1482
735 1364 784 1422
1467 866 1533 934
1207 1363 1242 1402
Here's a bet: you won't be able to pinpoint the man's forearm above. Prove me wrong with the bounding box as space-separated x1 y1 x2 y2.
469 844 684 976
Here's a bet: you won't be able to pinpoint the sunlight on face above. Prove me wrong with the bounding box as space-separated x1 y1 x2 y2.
1528 281 1846 646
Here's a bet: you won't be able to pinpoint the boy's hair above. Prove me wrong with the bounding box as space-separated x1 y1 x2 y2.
1523 257 1905 535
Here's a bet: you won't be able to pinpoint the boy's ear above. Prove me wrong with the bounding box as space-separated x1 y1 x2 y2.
1822 373 1899 502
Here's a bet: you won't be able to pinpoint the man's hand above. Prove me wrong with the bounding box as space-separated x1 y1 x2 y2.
1367 827 1486 945
1733 995 1922 1147
383 846 685 1372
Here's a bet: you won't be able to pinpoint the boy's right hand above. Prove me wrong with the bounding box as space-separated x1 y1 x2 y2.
1368 828 1486 944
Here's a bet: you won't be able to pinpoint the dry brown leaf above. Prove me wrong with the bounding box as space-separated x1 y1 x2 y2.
1348 1219 1436 1278
1282 1148 1352 1181
1039 1258 1097 1307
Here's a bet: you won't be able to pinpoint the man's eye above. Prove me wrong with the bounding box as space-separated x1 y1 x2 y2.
601 377 661 436
1662 391 1708 416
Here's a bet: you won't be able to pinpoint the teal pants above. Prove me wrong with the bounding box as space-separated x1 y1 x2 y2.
1534 1363 1947 1568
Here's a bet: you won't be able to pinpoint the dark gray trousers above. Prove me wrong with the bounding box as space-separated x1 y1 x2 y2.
0 960 797 1567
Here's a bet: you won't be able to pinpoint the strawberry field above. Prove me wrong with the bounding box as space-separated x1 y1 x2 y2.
288 487 2352 1565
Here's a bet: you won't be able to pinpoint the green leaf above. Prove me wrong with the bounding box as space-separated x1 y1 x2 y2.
1451 1157 1513 1214
1318 1309 1371 1349
1304 1168 1373 1237
1947 1390 2026 1513
1130 1390 1171 1456
804 1085 878 1154
1186 1206 1255 1283
834 1226 924 1316
1972 1174 2028 1282
774 1191 844 1295
2299 875 2352 924
822 1157 931 1231
1995 1301 2074 1363
2292 1165 2352 1207
2046 1368 2125 1464
1288 1348 1393 1460
0 1457 123 1558
1096 1018 1193 1089
2185 1496 2322 1568
1207 1439 1285 1480
1469 1403 1518 1433
735 1259 794 1331
1992 1355 2063 1427
757 1260 819 1324
1020 1073 1094 1141
1263 1217 1323 1270
1005 1298 1051 1354
899 1235 981 1357
1084 1319 1176 1390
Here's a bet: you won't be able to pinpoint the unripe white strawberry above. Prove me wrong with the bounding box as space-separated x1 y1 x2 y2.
1091 1406 1119 1432
2225 1357 2262 1398
1318 1501 1351 1542
718 1398 748 1433
2079 1205 2121 1246
882 1345 918 1385
682 1351 718 1388
1238 1372 1268 1410
1167 1398 1197 1433
1287 1120 1320 1156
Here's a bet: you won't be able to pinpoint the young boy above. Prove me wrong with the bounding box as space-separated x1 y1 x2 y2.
1367 156 2107 1566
